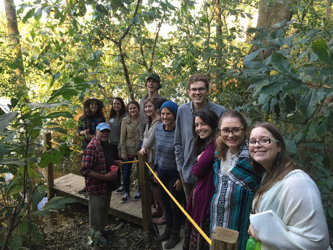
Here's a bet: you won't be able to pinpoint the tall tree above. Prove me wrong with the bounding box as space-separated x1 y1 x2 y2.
4 0 25 92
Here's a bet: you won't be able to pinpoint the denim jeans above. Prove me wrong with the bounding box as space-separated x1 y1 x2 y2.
122 156 140 194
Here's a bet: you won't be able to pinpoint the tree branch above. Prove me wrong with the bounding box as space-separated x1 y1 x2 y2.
148 12 166 72
119 0 141 42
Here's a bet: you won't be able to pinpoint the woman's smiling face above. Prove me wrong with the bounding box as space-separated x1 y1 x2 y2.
144 102 155 117
249 127 281 172
194 116 212 139
220 117 245 154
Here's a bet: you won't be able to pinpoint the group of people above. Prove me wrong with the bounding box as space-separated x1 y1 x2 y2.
78 73 331 249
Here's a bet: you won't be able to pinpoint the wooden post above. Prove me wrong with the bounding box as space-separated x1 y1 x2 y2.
44 132 55 199
211 226 239 250
138 153 154 241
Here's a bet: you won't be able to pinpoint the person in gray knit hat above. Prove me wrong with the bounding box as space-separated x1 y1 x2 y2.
139 73 165 146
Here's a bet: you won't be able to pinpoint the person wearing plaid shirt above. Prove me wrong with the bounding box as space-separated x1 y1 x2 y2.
81 123 121 246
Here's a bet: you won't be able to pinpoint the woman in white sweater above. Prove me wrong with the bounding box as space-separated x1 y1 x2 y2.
248 123 330 250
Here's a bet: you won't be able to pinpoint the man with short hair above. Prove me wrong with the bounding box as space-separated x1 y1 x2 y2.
139 73 166 144
174 73 226 201
81 123 121 246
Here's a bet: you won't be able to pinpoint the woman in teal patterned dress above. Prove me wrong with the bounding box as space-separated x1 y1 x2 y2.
210 110 261 249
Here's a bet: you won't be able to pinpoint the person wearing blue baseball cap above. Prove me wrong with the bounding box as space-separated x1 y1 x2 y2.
81 122 122 246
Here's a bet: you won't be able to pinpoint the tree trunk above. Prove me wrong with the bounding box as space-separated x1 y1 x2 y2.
215 0 224 91
249 0 296 61
118 44 135 101
4 0 25 85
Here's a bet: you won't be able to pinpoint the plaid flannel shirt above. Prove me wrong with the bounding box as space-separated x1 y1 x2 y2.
81 136 109 197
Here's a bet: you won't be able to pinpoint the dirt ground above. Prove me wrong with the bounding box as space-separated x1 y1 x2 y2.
35 202 163 250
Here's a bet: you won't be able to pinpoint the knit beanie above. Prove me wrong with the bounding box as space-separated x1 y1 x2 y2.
160 101 178 117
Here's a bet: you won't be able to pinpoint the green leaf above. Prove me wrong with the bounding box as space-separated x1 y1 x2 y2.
33 231 43 243
299 89 316 119
59 144 70 157
44 196 76 210
285 139 297 153
31 209 50 216
34 7 43 20
316 119 328 137
0 112 18 132
0 143 8 161
0 160 25 167
26 102 68 108
271 52 296 77
312 39 333 66
327 176 333 189
39 153 52 168
42 111 74 119
302 142 328 149
43 127 67 134
319 67 333 77
19 219 28 234
23 8 35 23
243 48 265 62
9 236 21 250
260 81 285 96
32 191 46 211
9 185 24 195
51 88 79 100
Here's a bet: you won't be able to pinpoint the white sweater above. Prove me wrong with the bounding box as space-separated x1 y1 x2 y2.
250 169 331 250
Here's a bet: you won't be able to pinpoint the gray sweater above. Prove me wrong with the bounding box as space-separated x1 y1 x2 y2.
174 101 226 183
109 113 126 149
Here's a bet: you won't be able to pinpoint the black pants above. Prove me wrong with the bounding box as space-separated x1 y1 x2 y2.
110 143 122 187
158 172 185 231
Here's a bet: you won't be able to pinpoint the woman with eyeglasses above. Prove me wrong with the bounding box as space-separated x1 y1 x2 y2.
210 111 261 250
247 123 330 249
183 109 219 250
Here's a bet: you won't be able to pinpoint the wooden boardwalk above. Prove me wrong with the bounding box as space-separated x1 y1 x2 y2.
53 173 143 226
53 173 184 250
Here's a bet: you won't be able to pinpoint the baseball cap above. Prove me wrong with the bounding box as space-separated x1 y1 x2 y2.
96 123 111 131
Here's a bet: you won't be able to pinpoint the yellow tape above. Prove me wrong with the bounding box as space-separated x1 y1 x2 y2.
144 162 212 246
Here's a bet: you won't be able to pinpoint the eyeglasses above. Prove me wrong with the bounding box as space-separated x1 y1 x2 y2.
219 128 244 135
248 138 279 146
189 87 206 93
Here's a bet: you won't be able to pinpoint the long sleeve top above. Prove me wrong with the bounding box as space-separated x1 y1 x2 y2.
186 138 216 225
174 101 225 183
154 124 178 178
109 113 126 149
78 115 105 150
142 118 161 165
80 137 115 197
120 116 140 158
250 169 330 250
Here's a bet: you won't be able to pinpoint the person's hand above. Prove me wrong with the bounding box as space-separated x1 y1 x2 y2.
104 171 117 181
248 224 261 242
139 148 147 155
174 179 183 191
197 152 203 161
114 160 122 166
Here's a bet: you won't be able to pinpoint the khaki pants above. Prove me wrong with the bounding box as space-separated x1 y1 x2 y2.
89 192 112 234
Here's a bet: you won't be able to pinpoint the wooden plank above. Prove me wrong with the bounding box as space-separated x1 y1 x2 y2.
52 173 143 227
211 227 239 250
138 153 154 241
